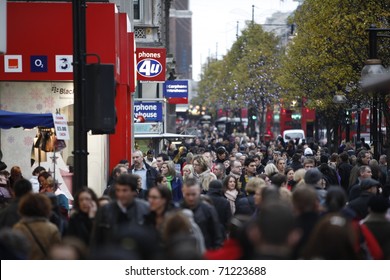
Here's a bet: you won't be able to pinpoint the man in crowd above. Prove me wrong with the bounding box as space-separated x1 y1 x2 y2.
180 178 223 249
129 150 158 192
240 157 258 192
213 162 226 181
91 174 150 248
155 153 170 173
104 164 128 199
348 165 372 201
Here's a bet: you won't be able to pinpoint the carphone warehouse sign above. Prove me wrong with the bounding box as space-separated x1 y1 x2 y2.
134 102 163 122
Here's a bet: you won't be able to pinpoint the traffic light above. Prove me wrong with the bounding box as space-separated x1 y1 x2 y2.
85 63 117 134
251 115 257 120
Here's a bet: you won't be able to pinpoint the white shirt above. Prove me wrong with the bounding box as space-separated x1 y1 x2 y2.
133 167 147 190
29 176 40 193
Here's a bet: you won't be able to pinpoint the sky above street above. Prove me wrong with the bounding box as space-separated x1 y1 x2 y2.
190 0 299 81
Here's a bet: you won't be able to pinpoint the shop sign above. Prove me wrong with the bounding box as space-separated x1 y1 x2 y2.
53 114 70 140
134 102 163 122
136 48 166 82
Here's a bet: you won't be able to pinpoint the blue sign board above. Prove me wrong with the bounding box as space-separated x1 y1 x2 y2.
134 102 163 122
30 55 48 72
163 80 189 98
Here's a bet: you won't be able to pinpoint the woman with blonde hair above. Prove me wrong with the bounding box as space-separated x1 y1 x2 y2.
160 161 183 203
192 155 216 193
182 164 194 183
236 177 266 215
264 163 279 177
293 168 307 189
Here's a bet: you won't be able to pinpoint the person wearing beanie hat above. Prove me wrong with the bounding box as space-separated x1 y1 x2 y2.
304 147 313 156
347 178 380 220
304 168 327 205
206 180 231 237
304 168 323 185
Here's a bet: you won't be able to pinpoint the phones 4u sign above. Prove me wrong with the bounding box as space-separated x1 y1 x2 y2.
136 48 166 82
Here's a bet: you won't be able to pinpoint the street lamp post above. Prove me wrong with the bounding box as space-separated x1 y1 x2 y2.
360 25 390 160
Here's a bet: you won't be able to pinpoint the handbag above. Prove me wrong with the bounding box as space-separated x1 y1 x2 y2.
22 222 48 258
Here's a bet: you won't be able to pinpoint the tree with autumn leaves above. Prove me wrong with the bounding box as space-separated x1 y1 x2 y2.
196 0 390 149
278 0 390 148
197 23 281 138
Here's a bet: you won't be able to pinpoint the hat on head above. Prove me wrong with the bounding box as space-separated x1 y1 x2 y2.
360 178 381 190
304 147 313 156
320 154 329 164
208 180 223 191
147 149 154 155
304 168 323 185
216 146 227 155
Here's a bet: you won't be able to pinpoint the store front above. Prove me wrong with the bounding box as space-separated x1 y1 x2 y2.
0 2 135 195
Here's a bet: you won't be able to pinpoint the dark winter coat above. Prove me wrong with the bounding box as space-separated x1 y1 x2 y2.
207 190 232 235
90 199 150 248
347 192 376 220
235 194 256 216
128 162 159 190
66 211 94 246
180 200 224 250
338 161 353 191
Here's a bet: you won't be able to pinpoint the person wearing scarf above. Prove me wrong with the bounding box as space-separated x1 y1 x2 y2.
160 161 183 203
222 175 242 215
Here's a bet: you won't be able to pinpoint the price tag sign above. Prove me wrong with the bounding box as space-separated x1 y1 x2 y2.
53 114 70 140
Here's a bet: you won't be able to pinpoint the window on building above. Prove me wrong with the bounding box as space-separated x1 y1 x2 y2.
133 0 141 20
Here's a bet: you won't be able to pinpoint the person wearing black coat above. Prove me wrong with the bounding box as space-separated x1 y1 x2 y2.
90 174 150 249
181 178 224 250
206 180 232 237
289 153 303 171
129 150 159 194
347 178 380 220
337 152 353 192
0 179 32 228
66 187 99 246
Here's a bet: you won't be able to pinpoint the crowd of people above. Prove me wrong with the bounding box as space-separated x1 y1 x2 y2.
1 133 390 260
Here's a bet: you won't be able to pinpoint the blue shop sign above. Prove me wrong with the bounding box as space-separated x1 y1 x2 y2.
134 102 163 122
163 80 189 98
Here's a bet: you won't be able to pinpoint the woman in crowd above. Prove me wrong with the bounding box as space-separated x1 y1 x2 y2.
145 184 175 232
38 172 69 218
285 167 295 191
182 164 195 183
192 155 216 194
66 187 99 246
264 163 279 177
235 177 265 216
13 193 61 259
222 175 242 215
160 161 183 203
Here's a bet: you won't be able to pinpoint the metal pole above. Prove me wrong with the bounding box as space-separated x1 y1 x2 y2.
251 5 254 24
72 0 88 194
368 25 378 59
368 25 379 158
373 93 379 159
236 21 239 39
356 104 361 148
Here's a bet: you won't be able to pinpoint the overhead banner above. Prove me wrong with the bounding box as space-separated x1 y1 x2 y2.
134 102 163 122
136 48 166 82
